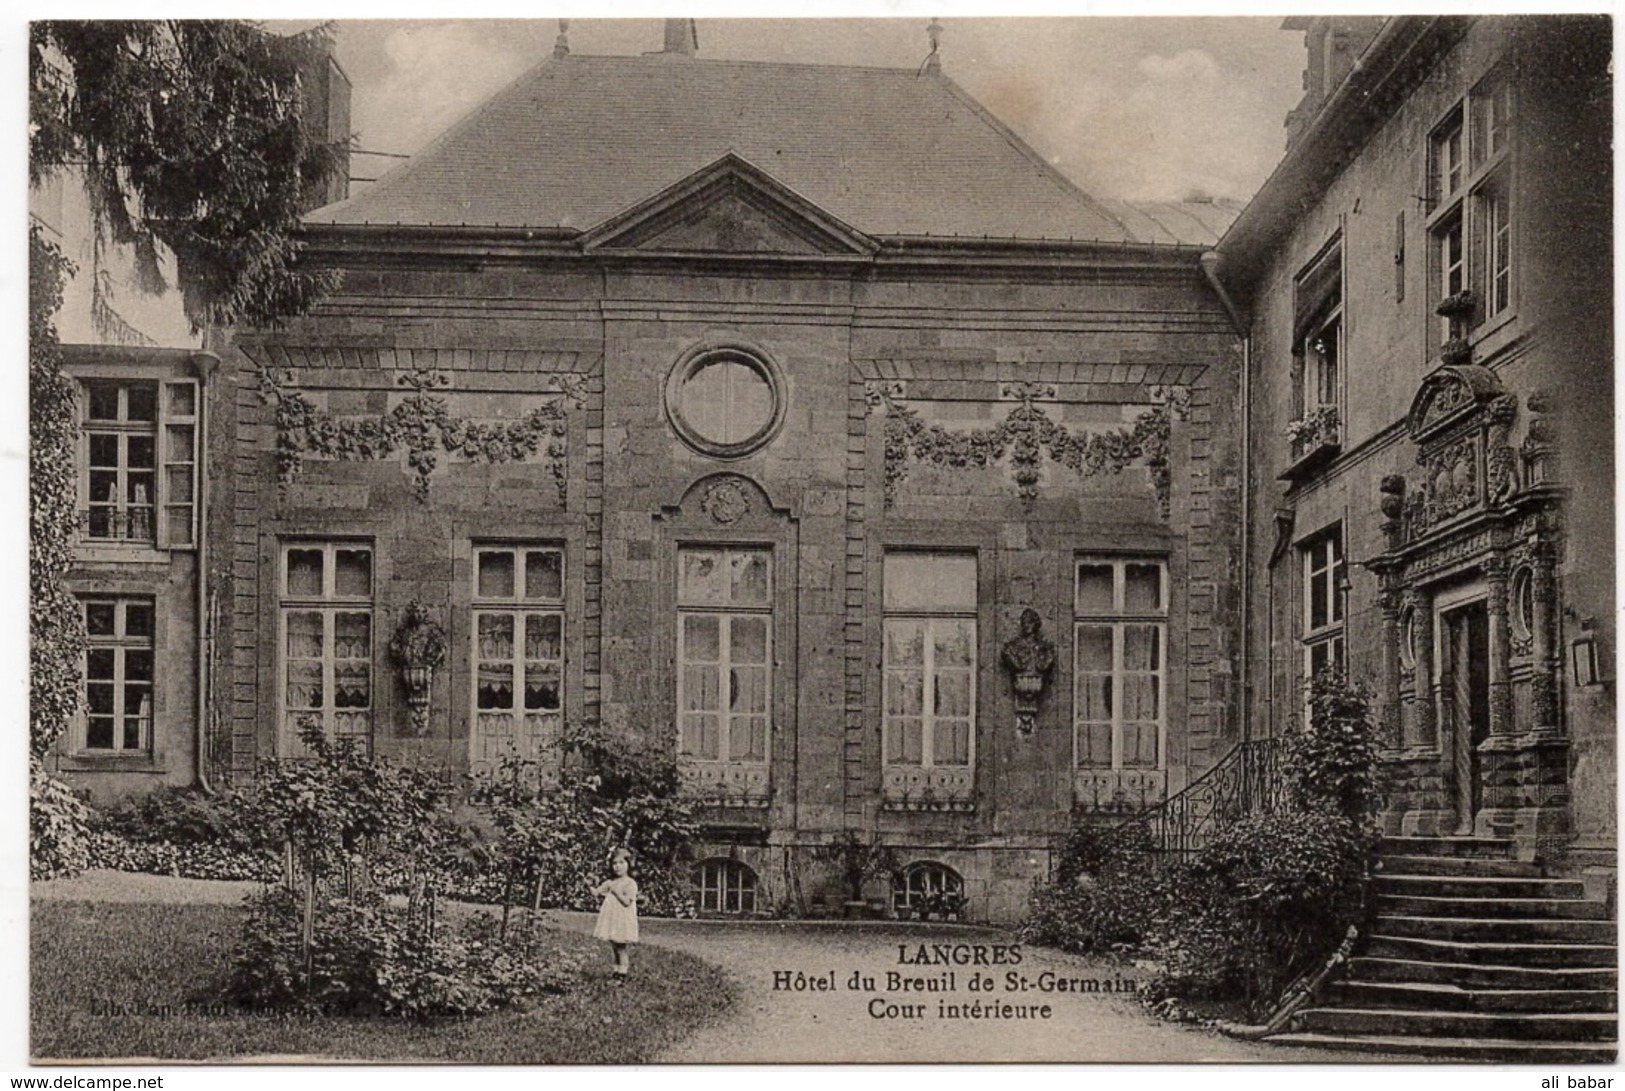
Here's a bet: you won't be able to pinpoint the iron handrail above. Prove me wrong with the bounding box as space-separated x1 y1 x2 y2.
1112 737 1287 857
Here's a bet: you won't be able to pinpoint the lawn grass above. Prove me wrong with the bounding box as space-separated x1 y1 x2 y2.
32 897 736 1063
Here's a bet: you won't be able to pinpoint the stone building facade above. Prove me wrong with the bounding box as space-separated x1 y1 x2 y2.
43 18 1614 920
1217 16 1614 870
198 40 1243 921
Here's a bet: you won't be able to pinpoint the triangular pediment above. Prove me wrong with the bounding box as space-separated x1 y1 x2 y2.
581 153 877 258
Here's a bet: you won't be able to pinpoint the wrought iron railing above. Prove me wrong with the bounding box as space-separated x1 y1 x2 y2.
1112 737 1288 857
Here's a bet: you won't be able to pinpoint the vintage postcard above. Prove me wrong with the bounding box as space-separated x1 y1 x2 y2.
22 12 1616 1072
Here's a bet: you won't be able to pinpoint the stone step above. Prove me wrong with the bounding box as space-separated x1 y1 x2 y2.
1379 836 1518 859
1268 1032 1618 1063
1347 956 1619 991
1326 979 1618 1013
1367 934 1619 968
1374 914 1617 944
1377 894 1611 920
1292 1006 1618 1042
1378 855 1545 878
1376 874 1586 900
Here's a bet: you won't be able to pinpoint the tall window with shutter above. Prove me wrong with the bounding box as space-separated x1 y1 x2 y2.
81 379 197 548
1290 238 1343 457
1429 72 1514 344
1300 527 1347 691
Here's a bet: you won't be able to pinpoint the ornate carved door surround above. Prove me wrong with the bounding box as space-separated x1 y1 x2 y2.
1367 365 1568 852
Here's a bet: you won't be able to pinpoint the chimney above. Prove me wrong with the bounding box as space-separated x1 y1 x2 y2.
663 18 697 56
299 42 352 209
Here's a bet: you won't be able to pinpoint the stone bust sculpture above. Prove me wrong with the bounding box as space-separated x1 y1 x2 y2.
1001 608 1056 734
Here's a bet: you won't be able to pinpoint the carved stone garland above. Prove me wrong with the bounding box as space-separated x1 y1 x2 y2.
259 367 583 503
865 380 1190 514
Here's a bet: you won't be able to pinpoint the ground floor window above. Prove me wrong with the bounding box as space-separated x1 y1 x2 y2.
471 545 565 778
677 546 772 764
81 596 154 752
882 552 977 770
1301 528 1346 695
1074 558 1166 771
280 542 373 755
892 861 964 918
693 858 759 914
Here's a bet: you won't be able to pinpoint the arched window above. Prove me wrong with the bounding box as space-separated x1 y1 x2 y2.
693 858 759 915
892 861 964 918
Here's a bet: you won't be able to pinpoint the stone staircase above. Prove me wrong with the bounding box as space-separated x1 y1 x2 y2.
1271 836 1619 1062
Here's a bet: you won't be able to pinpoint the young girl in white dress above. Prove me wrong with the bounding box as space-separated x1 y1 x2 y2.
591 847 639 983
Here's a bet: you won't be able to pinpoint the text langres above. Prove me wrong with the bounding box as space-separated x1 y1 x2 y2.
895 943 1022 966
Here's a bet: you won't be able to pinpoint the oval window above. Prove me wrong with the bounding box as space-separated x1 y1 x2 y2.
1399 605 1416 671
666 345 786 459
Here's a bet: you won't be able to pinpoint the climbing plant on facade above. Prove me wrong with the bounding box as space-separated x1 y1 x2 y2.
259 368 581 503
867 381 1191 514
30 230 83 761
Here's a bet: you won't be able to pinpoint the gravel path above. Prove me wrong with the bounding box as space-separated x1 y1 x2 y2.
35 872 1382 1063
548 913 1379 1063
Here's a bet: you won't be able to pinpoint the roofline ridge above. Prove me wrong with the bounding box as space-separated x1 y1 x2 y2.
555 51 921 76
932 74 1134 241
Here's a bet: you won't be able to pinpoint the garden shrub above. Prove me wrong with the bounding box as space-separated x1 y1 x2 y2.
1052 818 1156 885
1026 669 1382 1018
98 786 276 853
1282 667 1384 821
87 786 281 881
810 830 898 904
85 831 278 883
1021 822 1168 955
226 888 586 1019
30 757 91 880
481 724 701 917
223 723 592 1015
1148 811 1375 1017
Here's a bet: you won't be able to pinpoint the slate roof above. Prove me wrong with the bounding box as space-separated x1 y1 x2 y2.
308 52 1233 247
1098 199 1244 249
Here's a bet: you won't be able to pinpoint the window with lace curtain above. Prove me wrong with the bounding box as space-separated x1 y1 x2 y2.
280 543 373 756
470 545 565 777
677 546 772 764
1074 558 1167 772
882 552 976 771
80 379 197 547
